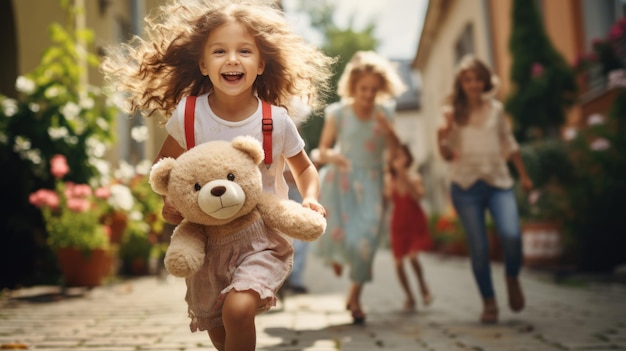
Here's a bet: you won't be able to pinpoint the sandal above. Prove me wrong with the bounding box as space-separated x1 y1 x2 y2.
506 277 525 312
347 301 366 325
403 299 416 313
480 305 499 324
422 293 434 307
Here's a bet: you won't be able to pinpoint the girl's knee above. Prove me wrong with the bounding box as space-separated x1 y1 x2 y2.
222 290 259 326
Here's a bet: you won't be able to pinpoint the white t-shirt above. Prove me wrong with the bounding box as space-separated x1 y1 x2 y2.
166 93 305 199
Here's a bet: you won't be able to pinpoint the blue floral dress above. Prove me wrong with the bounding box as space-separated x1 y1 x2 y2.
315 101 394 283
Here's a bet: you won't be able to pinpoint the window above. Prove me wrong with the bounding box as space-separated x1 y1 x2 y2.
455 23 475 63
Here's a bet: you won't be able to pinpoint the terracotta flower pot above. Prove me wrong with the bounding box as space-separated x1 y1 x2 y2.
56 247 112 287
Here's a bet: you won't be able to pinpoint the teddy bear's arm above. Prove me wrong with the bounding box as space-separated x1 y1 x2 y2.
257 192 326 242
163 221 208 278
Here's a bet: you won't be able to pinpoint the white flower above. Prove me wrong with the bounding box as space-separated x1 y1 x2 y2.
96 117 110 131
44 85 64 99
0 132 7 144
563 127 578 141
590 138 610 151
129 210 143 221
15 76 35 94
115 161 136 183
87 137 107 158
131 125 148 143
1 98 18 117
79 97 95 110
135 159 152 176
528 190 541 205
48 126 69 140
587 113 605 126
64 135 79 145
13 136 31 152
24 149 42 165
108 183 135 211
28 103 40 113
91 158 111 183
61 102 81 121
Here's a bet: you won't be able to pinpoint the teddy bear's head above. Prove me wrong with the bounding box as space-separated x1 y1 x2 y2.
150 136 264 226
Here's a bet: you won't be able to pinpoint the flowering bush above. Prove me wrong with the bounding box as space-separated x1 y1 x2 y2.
573 17 626 81
29 155 110 251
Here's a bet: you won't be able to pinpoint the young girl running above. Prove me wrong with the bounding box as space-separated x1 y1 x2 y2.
384 144 434 313
101 0 333 349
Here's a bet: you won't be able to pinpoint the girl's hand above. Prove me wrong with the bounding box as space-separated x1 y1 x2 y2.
326 150 351 171
302 198 326 217
162 197 184 225
519 175 534 193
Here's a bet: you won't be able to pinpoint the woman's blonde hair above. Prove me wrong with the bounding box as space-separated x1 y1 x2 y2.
445 54 497 125
336 51 406 102
101 0 335 123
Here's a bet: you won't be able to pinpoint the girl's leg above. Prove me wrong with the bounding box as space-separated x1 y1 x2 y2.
451 183 495 299
346 282 366 324
394 258 415 311
409 254 433 306
487 187 525 312
208 327 226 351
221 290 260 351
451 182 498 323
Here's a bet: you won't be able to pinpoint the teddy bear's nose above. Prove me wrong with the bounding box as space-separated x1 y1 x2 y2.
211 186 226 197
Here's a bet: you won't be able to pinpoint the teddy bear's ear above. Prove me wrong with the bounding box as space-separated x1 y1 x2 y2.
231 135 264 165
149 158 177 195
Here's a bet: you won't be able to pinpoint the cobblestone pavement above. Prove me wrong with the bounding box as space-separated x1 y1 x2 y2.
1 250 626 350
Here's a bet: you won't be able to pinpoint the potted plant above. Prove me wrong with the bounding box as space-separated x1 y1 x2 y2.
107 157 167 275
29 155 113 287
516 138 574 268
428 209 468 257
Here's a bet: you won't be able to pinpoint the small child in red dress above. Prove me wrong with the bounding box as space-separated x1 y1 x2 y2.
384 144 434 312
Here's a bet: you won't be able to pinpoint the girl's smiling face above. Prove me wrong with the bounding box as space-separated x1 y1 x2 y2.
199 20 265 97
459 69 485 101
352 73 383 110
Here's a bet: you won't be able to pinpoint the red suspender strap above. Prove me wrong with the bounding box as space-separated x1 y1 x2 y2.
184 96 197 150
261 100 273 166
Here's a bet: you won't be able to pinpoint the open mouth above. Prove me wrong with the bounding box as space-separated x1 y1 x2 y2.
222 72 244 82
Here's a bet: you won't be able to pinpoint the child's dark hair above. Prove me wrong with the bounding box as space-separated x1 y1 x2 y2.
388 144 414 178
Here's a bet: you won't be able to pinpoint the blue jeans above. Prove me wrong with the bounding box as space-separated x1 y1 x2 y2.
451 181 523 299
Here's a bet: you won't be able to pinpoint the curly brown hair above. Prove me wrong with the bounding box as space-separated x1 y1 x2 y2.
101 0 335 123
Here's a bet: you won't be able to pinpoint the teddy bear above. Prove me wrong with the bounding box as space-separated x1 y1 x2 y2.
149 135 327 280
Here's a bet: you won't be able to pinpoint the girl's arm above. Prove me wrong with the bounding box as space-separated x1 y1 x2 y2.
509 151 533 192
374 110 401 150
437 110 455 161
286 151 326 216
154 135 186 225
317 114 350 170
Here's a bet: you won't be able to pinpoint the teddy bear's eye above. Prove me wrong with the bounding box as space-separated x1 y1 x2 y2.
194 183 201 192
227 173 235 181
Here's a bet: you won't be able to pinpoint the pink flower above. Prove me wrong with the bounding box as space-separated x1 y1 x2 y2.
531 62 544 78
528 190 541 205
50 154 69 179
29 189 60 209
590 138 610 151
94 187 111 199
66 198 91 212
65 183 92 198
